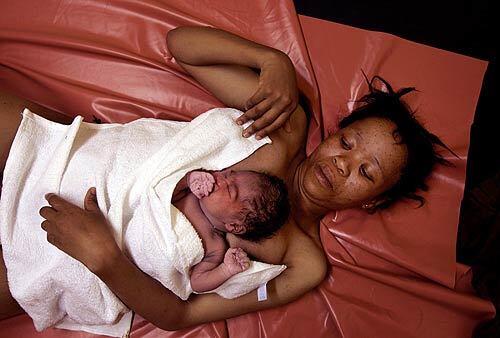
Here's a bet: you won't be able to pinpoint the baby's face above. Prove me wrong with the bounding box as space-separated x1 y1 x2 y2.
199 170 259 232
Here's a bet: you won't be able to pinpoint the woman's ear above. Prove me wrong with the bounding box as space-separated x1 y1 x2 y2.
225 222 247 234
361 197 386 213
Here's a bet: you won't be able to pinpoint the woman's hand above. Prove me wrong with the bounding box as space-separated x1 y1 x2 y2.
236 52 298 139
39 187 120 273
168 26 299 140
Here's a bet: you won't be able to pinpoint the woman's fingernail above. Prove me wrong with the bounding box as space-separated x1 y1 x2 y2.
243 132 249 137
256 135 262 140
237 120 243 125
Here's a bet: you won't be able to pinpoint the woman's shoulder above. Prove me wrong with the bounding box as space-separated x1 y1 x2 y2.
230 104 307 176
225 216 322 266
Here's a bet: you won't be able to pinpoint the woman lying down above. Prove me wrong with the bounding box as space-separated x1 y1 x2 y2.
0 106 290 336
0 26 453 336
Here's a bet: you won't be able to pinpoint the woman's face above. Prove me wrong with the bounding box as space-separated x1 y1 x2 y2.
300 117 408 211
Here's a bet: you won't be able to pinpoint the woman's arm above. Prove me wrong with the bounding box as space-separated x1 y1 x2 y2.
167 26 298 139
96 237 326 330
40 190 327 330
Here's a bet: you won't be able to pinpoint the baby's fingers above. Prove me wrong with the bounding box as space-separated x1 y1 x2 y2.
207 173 215 184
239 259 250 271
235 248 247 257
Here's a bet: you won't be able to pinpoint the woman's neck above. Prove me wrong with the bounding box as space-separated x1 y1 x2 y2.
286 157 329 237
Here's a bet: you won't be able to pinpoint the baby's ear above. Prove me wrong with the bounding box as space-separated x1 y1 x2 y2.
225 222 247 235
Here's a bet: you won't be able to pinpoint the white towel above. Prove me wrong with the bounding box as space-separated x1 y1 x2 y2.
0 108 286 337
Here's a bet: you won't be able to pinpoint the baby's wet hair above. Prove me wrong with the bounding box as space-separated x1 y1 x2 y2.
236 171 290 242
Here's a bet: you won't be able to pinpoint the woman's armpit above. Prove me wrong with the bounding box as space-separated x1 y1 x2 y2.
226 231 287 265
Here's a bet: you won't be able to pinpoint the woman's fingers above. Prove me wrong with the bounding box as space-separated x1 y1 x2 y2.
243 88 266 114
39 206 57 220
240 94 294 137
243 100 292 138
45 193 72 211
84 187 99 212
41 220 60 247
238 97 274 129
254 110 293 139
242 107 279 137
40 219 51 231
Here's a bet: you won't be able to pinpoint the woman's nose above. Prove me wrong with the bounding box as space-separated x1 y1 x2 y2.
333 156 350 177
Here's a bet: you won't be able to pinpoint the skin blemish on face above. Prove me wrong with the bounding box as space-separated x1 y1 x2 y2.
299 117 408 212
353 127 385 179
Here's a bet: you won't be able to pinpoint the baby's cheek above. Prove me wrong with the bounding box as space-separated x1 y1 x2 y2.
205 189 218 200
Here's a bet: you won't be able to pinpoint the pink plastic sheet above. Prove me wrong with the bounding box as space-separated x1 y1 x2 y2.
0 1 495 337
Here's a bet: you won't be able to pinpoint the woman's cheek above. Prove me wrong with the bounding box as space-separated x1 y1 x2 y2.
342 179 363 202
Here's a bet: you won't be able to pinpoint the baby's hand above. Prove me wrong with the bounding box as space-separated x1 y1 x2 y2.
222 247 250 276
187 171 215 199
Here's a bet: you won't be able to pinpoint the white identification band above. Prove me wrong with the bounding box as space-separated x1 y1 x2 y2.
257 282 268 301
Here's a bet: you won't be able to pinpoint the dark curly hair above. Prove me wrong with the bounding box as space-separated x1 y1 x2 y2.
236 171 290 242
339 73 457 212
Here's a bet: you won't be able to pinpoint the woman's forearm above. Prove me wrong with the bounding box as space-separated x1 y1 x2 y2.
95 246 325 331
40 189 324 330
167 26 281 69
95 253 187 331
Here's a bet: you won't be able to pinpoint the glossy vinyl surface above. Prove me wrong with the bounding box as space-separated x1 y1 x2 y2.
0 1 494 337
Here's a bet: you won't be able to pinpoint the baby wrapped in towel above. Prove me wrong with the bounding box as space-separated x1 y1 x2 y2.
173 169 289 292
0 107 287 337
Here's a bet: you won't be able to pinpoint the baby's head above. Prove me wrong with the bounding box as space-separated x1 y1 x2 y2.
199 169 289 242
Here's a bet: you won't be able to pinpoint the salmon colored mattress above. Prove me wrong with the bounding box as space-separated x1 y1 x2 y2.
0 1 495 337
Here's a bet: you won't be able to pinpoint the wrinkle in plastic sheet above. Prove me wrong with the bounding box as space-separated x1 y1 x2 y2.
0 1 495 338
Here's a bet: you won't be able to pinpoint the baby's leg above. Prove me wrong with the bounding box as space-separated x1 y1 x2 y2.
0 247 23 320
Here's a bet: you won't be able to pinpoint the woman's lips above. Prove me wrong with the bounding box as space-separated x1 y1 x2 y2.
314 164 333 189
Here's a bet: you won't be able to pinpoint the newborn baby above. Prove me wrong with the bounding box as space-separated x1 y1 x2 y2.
171 169 289 293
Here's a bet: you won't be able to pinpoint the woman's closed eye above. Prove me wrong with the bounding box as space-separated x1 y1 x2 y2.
360 165 374 183
340 136 351 150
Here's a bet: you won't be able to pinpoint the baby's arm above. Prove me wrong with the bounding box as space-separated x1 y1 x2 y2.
190 247 250 293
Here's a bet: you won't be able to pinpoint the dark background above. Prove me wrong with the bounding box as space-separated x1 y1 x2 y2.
293 1 498 337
